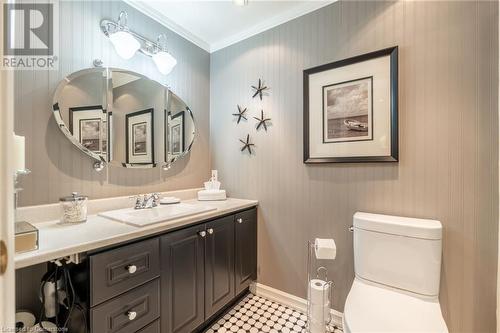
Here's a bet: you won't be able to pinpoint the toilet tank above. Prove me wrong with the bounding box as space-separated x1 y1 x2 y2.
353 212 443 297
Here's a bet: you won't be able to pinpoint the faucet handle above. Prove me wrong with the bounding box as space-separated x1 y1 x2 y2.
152 193 160 206
129 195 144 209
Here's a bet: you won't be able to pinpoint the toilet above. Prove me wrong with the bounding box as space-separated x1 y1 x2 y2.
343 212 448 333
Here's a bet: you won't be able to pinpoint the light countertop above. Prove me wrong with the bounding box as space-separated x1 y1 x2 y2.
15 198 258 269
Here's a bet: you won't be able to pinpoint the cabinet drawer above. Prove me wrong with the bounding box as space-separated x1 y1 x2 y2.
91 279 160 333
137 320 160 333
90 238 160 306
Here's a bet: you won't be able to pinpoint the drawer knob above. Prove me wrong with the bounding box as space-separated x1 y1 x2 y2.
237 218 243 224
126 265 137 274
207 228 214 235
127 311 137 321
198 231 207 237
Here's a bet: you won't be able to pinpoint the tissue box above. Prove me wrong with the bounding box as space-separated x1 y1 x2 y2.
314 238 336 260
198 189 227 201
15 221 38 253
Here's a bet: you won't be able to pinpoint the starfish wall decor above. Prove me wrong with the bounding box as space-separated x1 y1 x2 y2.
232 105 247 124
254 110 271 131
239 134 255 154
251 79 269 100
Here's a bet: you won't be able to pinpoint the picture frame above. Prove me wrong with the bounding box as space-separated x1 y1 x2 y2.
170 111 185 156
303 47 398 163
125 108 154 165
106 112 113 162
68 105 105 154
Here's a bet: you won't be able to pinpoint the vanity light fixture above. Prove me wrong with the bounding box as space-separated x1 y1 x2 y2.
152 34 177 75
101 12 177 75
233 0 249 6
106 11 140 60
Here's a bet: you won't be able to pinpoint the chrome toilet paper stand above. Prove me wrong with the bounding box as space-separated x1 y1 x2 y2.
306 241 335 333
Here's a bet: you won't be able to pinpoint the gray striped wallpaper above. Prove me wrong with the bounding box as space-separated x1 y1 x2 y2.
14 1 210 206
210 1 498 332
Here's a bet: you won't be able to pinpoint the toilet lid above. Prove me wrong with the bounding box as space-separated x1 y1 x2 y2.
344 278 448 333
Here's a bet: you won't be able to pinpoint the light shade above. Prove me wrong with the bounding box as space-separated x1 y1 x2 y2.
233 0 248 5
109 30 140 60
152 51 177 75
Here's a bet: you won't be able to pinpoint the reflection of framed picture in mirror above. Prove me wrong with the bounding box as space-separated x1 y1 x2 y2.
132 122 147 155
107 112 113 162
69 105 105 153
126 108 154 165
170 111 184 156
79 119 100 152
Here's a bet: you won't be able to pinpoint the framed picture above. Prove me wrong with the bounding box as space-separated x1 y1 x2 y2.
106 112 113 162
170 111 184 156
69 105 105 154
126 108 154 165
79 118 101 152
303 47 398 163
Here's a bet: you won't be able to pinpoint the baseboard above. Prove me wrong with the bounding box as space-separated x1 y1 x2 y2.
250 282 344 329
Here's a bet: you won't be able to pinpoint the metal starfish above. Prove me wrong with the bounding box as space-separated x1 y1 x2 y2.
253 110 271 131
251 79 268 100
232 105 247 124
239 134 254 154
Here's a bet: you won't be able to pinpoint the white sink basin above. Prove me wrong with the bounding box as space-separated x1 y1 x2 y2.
99 203 216 227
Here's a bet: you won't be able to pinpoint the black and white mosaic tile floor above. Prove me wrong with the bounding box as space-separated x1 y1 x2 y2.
204 293 342 333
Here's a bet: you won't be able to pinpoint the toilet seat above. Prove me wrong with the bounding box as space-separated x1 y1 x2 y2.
343 278 448 333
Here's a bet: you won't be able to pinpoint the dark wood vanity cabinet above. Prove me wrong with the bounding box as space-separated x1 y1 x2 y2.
204 215 236 318
160 224 206 333
65 207 257 333
161 207 257 333
235 209 258 295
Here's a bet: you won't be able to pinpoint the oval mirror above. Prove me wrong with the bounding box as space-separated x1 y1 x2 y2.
165 91 195 167
53 68 108 166
53 67 196 170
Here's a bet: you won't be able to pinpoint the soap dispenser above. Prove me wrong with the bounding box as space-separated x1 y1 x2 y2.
197 170 227 201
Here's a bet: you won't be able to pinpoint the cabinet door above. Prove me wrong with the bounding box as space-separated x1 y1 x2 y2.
205 216 235 319
235 208 257 295
161 224 205 333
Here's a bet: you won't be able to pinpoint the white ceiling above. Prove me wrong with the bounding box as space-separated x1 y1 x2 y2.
124 0 335 53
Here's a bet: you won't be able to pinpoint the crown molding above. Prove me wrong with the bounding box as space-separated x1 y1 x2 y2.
124 0 335 54
210 1 335 52
123 0 211 53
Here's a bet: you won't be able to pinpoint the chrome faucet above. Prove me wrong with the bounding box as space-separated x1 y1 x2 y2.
131 193 160 209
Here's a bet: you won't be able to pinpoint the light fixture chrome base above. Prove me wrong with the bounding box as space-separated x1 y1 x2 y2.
93 161 105 172
101 18 164 58
93 59 103 67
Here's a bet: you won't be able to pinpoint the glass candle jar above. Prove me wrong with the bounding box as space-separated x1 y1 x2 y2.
59 192 88 224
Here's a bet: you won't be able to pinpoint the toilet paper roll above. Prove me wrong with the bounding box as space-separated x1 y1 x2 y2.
309 279 331 333
309 279 330 305
309 318 325 333
310 301 330 323
15 311 35 330
314 238 336 260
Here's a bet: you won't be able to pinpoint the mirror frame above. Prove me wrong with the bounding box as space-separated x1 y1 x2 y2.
164 90 196 170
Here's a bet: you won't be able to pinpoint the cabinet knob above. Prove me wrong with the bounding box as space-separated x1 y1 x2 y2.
126 265 137 274
237 218 243 224
127 311 137 321
207 228 214 235
199 231 207 237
